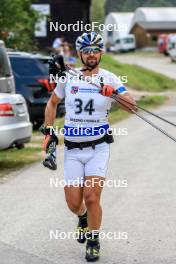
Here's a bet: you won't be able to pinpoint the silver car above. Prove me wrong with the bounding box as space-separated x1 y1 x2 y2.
0 40 32 150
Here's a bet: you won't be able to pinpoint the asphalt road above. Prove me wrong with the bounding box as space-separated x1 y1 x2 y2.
115 53 176 80
0 101 176 264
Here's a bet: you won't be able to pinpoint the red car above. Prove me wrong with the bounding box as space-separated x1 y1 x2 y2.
158 34 169 55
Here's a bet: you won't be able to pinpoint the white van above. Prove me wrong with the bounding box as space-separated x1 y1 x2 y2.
167 34 176 62
110 34 136 53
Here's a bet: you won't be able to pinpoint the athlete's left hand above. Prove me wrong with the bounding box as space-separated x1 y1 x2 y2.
100 85 114 97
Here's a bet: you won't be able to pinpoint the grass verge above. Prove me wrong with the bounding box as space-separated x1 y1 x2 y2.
101 54 176 92
117 50 161 57
0 147 42 179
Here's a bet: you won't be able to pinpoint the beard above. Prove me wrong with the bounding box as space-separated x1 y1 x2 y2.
85 57 98 68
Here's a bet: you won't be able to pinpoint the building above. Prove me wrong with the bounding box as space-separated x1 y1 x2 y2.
103 12 134 47
130 7 176 48
32 0 91 49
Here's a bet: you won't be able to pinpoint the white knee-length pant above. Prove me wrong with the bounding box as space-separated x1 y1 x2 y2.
64 142 110 185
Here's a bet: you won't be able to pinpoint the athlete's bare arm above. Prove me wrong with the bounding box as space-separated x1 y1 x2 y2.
116 92 138 113
44 92 61 126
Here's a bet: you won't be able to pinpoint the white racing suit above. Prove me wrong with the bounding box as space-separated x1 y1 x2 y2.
54 68 127 185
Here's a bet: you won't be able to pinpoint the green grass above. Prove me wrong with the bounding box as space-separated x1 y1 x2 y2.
137 95 167 108
100 54 176 92
0 147 42 179
117 50 161 57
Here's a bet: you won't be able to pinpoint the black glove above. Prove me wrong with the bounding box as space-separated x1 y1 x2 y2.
48 55 66 77
39 125 58 170
39 125 58 143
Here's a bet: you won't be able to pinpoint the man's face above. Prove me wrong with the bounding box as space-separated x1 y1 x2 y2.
78 48 103 68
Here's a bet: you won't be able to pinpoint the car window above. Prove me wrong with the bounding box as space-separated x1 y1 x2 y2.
38 58 49 71
123 38 134 44
9 57 49 77
0 44 12 78
169 42 176 49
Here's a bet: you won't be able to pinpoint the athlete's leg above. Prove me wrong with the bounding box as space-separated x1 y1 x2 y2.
84 142 110 230
83 176 105 230
64 147 86 215
83 142 110 261
83 176 104 261
64 185 85 215
63 147 88 243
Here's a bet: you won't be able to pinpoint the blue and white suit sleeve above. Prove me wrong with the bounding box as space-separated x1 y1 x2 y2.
111 74 128 95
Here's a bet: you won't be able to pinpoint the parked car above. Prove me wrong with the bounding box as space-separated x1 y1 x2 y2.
110 34 136 53
158 34 176 58
157 34 169 55
0 41 32 150
8 51 65 128
0 41 15 93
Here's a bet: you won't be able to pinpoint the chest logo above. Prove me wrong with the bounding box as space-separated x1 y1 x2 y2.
71 86 79 94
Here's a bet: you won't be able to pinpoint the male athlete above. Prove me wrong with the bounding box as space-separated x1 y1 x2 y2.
42 32 137 262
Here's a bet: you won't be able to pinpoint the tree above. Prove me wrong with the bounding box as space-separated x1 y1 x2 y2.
90 0 106 25
122 0 141 11
0 0 40 51
105 0 124 14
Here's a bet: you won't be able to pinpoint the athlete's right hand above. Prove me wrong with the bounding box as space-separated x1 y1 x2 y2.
40 125 58 170
48 55 66 77
43 134 55 151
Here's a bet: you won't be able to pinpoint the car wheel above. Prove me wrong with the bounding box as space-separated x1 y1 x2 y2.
16 143 25 150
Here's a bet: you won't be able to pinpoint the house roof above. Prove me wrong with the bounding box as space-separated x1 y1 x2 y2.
105 12 134 30
131 21 176 31
105 12 134 37
133 7 176 22
131 7 176 28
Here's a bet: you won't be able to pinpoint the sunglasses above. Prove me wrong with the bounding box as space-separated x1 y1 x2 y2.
81 46 101 54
